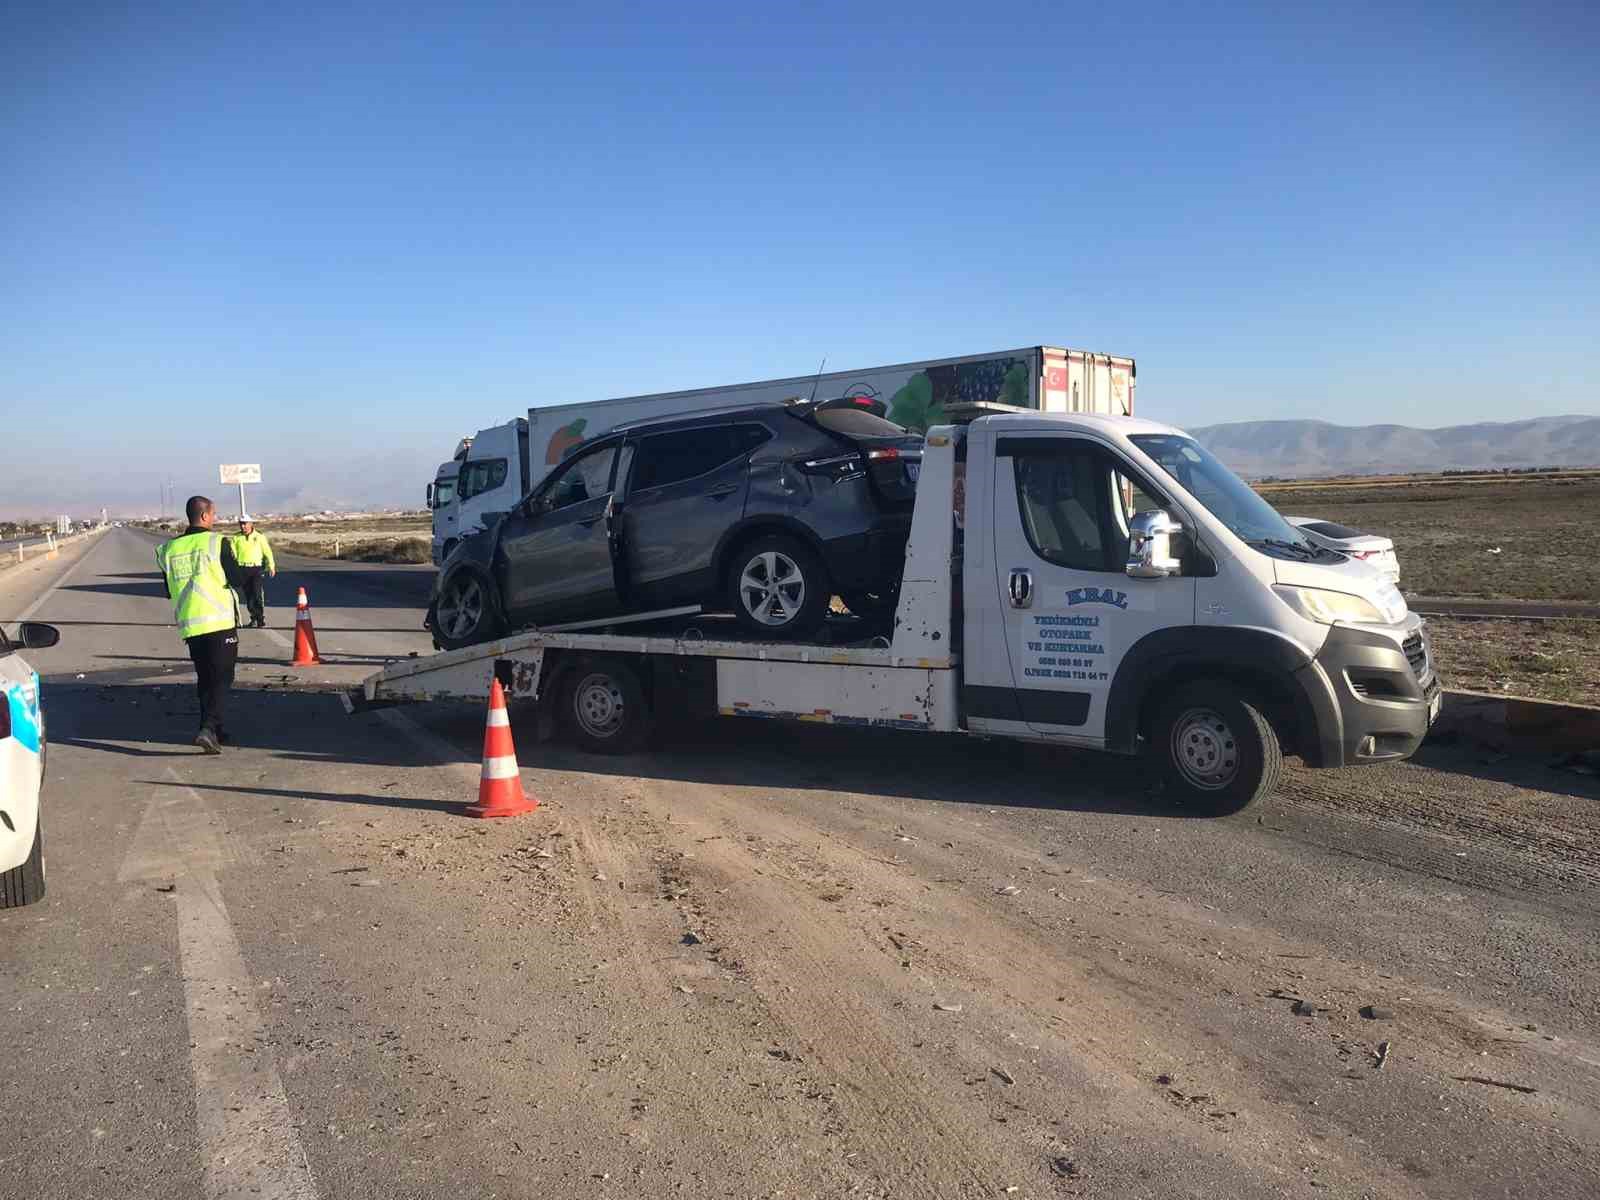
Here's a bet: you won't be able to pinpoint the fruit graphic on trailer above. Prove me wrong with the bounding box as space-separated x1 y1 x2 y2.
546 418 588 463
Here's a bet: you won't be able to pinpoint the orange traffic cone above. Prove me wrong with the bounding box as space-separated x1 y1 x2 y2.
465 679 537 818
290 586 323 666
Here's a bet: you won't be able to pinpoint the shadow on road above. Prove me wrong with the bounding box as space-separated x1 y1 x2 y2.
64 738 197 758
61 579 170 599
16 619 424 633
51 678 1594 822
46 682 456 771
1409 737 1600 805
45 679 1185 820
140 779 462 815
96 650 410 667
520 708 1196 819
264 564 434 611
519 710 1600 810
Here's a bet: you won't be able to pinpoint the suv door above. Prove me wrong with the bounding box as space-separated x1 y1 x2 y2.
978 434 1196 742
496 440 622 625
618 423 770 607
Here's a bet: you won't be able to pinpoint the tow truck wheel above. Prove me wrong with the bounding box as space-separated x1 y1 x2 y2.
1151 682 1282 815
560 658 653 754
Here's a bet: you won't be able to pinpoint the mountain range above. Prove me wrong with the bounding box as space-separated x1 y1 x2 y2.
1186 415 1600 479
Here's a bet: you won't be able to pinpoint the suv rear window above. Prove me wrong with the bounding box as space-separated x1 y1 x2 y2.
812 409 908 437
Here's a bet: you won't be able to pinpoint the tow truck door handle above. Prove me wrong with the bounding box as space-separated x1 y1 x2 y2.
1008 568 1033 609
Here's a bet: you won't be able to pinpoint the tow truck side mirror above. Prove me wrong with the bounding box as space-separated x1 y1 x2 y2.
1126 511 1184 579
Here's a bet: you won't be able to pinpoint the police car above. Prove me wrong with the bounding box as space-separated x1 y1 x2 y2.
1 621 59 908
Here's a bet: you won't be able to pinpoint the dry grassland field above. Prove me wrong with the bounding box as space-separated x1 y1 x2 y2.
1262 472 1600 707
140 513 433 563
1259 471 1600 602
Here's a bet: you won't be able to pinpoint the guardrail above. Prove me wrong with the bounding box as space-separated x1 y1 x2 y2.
1 527 106 574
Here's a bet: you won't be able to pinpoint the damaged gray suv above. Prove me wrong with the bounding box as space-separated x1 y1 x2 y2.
428 399 923 649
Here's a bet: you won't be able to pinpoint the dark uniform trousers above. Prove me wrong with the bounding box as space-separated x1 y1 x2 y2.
186 628 238 736
237 567 266 625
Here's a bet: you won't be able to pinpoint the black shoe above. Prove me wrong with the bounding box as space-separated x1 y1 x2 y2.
195 730 222 755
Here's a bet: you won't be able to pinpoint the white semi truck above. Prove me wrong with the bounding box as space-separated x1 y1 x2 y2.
435 346 1135 564
353 408 1439 814
426 458 460 566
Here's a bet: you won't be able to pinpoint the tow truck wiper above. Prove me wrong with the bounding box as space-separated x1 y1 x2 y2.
1250 537 1318 560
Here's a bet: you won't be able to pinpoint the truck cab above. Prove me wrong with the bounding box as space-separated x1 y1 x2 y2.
427 460 461 567
449 419 529 558
958 413 1438 796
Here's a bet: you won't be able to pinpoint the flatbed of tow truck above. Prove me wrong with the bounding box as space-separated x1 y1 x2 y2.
345 431 964 740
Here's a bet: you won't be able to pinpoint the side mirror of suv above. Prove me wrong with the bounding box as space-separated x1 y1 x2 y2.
1126 511 1184 579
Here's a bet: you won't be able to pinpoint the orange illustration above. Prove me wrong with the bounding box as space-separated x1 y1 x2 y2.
545 418 588 463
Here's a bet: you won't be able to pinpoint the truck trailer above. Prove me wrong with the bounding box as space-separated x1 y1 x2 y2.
354 408 1439 815
437 346 1134 562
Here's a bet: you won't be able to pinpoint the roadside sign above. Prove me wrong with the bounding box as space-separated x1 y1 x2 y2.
219 464 262 485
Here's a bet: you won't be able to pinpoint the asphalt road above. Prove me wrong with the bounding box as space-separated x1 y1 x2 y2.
2 527 1597 1200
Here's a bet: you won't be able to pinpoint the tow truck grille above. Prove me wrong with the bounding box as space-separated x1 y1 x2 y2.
1402 632 1427 678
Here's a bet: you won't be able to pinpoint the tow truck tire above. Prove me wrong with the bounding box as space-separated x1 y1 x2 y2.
0 817 44 909
560 658 653 754
1151 682 1282 815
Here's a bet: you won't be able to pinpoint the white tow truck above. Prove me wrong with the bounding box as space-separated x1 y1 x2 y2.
349 411 1440 813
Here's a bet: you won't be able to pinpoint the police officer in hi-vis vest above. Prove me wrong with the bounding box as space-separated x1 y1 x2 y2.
229 515 276 628
156 495 246 754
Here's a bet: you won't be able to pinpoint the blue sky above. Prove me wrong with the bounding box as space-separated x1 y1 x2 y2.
2 1 1596 514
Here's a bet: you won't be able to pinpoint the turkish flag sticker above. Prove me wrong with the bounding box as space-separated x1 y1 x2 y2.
1045 366 1066 391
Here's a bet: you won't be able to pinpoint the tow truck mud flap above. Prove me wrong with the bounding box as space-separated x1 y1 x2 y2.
715 661 959 732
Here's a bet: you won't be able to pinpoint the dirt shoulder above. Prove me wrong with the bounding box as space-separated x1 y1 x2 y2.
1427 616 1600 707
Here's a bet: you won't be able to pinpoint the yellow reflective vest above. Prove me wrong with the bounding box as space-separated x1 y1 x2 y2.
230 529 275 572
156 532 236 639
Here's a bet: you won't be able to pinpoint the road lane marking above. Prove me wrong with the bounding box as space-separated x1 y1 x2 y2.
118 766 237 883
376 707 474 770
121 771 320 1200
12 529 107 621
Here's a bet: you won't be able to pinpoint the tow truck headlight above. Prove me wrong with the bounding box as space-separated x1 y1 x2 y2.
1272 585 1386 625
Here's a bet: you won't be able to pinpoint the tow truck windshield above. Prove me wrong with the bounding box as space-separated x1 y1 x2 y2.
1129 434 1325 560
